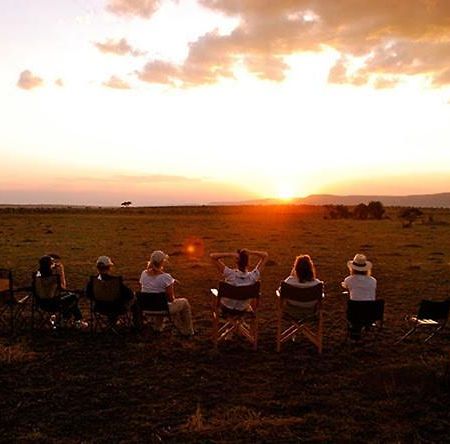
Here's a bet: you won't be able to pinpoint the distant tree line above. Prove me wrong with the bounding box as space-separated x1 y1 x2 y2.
325 201 386 220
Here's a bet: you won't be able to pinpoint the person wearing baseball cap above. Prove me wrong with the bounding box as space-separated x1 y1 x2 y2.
85 255 134 324
137 250 194 336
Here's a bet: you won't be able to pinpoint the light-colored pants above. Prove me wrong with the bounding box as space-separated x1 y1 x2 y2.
153 298 194 336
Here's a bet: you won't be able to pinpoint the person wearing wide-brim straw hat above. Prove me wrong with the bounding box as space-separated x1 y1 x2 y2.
342 254 377 301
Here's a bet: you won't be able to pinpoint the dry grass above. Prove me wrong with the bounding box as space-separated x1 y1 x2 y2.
1 205 450 442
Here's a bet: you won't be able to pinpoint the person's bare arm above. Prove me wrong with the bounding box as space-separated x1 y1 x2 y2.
209 252 237 274
165 283 175 302
54 263 67 289
245 249 269 273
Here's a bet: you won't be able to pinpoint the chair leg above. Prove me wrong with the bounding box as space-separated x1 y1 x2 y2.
395 326 417 344
253 316 259 351
276 312 282 352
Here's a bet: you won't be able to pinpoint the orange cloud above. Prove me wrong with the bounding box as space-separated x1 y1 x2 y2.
124 0 450 88
17 70 44 90
94 38 146 56
102 75 131 89
106 0 162 18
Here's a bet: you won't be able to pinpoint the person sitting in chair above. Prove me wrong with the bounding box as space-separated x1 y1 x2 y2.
210 249 268 311
282 254 323 316
342 253 377 339
138 250 194 336
341 253 376 301
86 256 134 323
36 254 86 328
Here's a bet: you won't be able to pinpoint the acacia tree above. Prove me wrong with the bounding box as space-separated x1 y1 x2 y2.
367 201 385 219
121 201 132 208
399 207 423 227
353 203 369 220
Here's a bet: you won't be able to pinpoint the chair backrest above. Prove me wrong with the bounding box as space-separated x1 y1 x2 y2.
33 274 61 300
218 281 260 301
90 276 122 302
417 299 450 321
136 291 169 312
347 299 385 323
279 281 324 303
0 269 13 294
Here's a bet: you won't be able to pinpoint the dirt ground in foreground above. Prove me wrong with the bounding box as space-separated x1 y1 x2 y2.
1 206 450 443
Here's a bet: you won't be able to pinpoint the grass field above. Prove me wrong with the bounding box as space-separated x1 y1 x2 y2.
1 205 450 443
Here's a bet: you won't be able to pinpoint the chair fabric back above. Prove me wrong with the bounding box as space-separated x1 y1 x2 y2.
33 274 61 300
218 281 260 301
136 291 170 312
279 281 324 303
91 276 122 302
347 299 385 323
417 299 450 321
0 269 13 295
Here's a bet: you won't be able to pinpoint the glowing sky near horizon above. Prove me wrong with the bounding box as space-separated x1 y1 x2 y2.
1 0 450 205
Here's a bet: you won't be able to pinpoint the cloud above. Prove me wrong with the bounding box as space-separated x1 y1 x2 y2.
137 60 180 85
102 75 132 89
17 70 44 90
55 78 64 87
128 0 450 88
106 0 162 18
94 38 146 56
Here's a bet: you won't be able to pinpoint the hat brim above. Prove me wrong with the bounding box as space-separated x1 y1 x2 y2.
347 260 372 272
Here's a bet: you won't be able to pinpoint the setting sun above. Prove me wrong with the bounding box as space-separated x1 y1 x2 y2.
277 183 296 201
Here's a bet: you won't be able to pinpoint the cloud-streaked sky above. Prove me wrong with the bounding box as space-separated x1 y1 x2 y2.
1 0 449 205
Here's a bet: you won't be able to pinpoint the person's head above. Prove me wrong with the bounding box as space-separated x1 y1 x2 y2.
347 253 372 276
96 256 114 274
39 255 54 277
148 250 169 271
292 254 316 282
236 249 249 272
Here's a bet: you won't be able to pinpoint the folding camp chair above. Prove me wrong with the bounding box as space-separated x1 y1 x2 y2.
135 291 172 333
276 282 325 353
346 299 385 341
31 273 64 330
88 276 132 335
397 299 450 343
0 269 15 334
210 281 260 350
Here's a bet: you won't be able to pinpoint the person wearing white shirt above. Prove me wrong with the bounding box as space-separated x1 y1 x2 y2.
210 249 269 311
138 250 194 336
341 253 377 339
341 253 377 301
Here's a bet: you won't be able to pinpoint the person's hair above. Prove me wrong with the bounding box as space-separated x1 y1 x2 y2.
293 254 316 282
237 249 249 272
351 269 370 276
148 259 163 270
39 256 53 277
97 263 111 274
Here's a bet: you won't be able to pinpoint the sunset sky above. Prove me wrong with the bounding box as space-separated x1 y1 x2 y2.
1 0 450 205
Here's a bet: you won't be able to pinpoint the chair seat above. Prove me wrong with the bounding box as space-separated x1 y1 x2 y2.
411 317 439 325
220 306 255 319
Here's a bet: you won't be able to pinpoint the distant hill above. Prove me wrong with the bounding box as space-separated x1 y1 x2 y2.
210 192 450 208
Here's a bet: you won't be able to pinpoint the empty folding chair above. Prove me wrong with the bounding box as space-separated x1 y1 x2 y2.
397 299 450 343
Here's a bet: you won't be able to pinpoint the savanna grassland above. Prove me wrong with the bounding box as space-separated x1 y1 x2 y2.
1 205 450 443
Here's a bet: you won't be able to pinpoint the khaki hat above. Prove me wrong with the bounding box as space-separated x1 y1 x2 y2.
347 253 372 272
96 256 114 267
150 250 169 266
